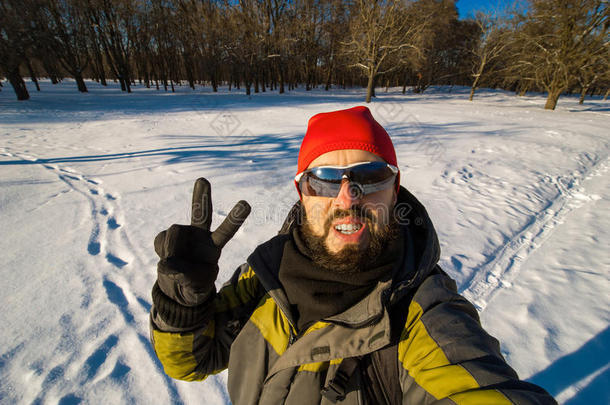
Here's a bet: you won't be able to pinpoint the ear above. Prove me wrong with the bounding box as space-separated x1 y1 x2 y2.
295 180 303 200
391 188 398 206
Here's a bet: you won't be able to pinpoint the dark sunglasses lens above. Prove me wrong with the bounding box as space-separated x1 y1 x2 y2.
309 167 344 181
299 175 341 197
348 162 395 184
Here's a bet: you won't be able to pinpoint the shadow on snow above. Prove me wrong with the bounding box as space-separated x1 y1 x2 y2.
528 325 610 404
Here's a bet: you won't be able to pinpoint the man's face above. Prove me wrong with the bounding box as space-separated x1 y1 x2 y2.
299 149 398 271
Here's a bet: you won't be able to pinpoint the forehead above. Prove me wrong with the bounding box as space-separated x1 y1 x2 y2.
308 149 384 168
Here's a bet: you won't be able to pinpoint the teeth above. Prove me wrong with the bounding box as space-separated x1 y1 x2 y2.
334 223 363 234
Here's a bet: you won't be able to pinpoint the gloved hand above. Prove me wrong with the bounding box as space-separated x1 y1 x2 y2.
153 178 251 309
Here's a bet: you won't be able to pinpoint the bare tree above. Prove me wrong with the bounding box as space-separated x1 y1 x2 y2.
86 0 136 92
320 0 349 91
261 0 290 93
468 11 510 101
293 0 325 91
174 0 202 90
228 0 265 95
45 0 92 93
342 0 427 103
0 0 33 100
512 0 608 110
575 11 609 104
409 0 461 94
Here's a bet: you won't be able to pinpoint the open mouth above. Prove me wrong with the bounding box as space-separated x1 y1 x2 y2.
334 223 363 235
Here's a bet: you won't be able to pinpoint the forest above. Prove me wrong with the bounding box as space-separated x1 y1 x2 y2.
1 0 608 109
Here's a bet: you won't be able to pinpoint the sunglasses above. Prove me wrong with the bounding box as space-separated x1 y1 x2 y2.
295 161 398 198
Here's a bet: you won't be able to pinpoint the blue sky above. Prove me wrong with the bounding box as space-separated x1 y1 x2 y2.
456 0 510 19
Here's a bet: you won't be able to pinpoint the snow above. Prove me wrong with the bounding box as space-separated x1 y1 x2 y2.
1 80 608 404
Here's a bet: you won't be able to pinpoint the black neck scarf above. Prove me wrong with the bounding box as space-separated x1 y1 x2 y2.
278 227 404 331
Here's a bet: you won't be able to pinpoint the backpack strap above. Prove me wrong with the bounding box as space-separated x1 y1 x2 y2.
321 356 361 403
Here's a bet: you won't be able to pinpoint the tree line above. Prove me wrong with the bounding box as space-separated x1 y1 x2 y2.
0 0 607 110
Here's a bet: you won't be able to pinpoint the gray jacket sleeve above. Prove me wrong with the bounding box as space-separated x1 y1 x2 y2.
149 263 265 380
398 273 557 404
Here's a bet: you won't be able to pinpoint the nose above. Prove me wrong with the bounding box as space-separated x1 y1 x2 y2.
333 179 363 209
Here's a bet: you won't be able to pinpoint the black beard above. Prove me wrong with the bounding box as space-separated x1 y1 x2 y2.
298 205 399 274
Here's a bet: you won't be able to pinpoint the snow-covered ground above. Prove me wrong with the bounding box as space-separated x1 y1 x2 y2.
0 80 608 404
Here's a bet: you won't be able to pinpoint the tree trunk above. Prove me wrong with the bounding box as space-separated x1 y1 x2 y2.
324 61 333 91
95 52 107 86
518 82 529 96
469 70 482 101
185 58 195 90
26 59 40 92
469 76 480 101
469 86 476 101
75 72 88 93
604 88 609 101
42 57 61 84
100 73 107 86
544 89 561 110
244 65 252 95
279 63 285 94
579 86 588 105
7 68 30 100
371 75 376 98
365 70 375 103
124 70 132 93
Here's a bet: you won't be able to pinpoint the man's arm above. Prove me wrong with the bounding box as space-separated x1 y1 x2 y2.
398 272 557 404
150 263 264 381
148 177 253 381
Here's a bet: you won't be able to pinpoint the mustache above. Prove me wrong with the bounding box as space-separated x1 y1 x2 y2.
322 206 375 236
328 206 374 223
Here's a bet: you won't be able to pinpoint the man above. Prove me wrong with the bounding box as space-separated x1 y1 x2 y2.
150 106 556 404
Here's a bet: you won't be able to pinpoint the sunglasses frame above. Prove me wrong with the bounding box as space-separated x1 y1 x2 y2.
295 161 399 197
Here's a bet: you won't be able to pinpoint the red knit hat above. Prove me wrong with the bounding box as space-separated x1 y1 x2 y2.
295 106 399 196
297 106 397 173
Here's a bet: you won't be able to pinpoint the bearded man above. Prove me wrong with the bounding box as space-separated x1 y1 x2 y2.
150 106 556 404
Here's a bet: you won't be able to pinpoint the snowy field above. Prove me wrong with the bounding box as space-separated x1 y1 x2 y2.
0 80 608 404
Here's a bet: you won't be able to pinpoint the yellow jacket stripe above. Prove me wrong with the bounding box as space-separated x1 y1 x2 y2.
399 300 511 404
152 329 202 381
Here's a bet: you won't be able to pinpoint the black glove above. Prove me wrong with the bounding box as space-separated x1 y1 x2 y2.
152 178 250 327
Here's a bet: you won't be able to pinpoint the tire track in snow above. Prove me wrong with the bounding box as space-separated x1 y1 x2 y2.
462 152 609 312
2 147 184 404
